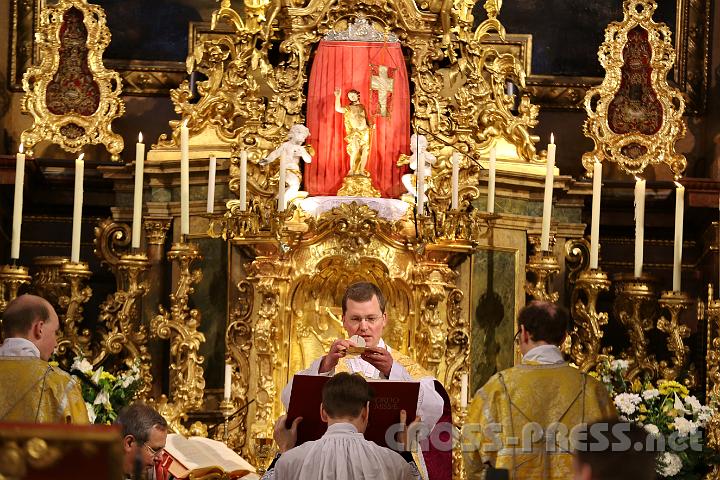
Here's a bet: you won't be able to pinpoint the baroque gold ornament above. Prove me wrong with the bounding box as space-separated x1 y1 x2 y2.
20 0 124 160
582 0 686 179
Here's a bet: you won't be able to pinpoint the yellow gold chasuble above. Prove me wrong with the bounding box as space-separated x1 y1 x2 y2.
463 362 615 480
0 357 89 424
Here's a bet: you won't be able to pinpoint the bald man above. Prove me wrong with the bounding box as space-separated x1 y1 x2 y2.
0 294 89 423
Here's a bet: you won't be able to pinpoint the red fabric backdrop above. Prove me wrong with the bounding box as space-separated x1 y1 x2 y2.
305 41 410 198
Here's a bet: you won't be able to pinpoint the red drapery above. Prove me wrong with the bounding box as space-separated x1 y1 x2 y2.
305 40 410 198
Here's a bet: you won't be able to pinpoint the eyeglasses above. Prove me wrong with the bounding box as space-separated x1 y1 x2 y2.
513 330 521 345
346 315 383 326
144 442 165 458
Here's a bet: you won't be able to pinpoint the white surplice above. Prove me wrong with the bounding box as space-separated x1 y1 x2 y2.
273 423 416 480
280 339 444 431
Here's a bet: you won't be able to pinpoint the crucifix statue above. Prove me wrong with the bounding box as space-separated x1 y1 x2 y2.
370 65 394 118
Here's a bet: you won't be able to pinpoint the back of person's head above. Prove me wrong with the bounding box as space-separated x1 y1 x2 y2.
342 282 386 314
2 294 51 338
574 421 657 480
518 301 569 346
321 372 374 419
116 403 168 443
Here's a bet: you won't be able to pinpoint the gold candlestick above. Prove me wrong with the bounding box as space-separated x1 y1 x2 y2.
657 290 694 387
0 264 31 314
525 250 560 302
569 268 611 372
219 399 234 444
51 260 93 365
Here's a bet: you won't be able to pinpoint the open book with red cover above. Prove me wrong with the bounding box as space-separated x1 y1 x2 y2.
286 374 420 448
163 433 257 479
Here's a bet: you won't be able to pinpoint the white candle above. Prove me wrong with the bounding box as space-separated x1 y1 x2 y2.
224 363 232 400
71 154 85 263
451 152 459 210
589 160 602 269
278 153 287 211
634 177 646 278
417 153 425 214
11 144 26 260
540 134 556 251
239 151 248 212
180 120 190 236
488 146 497 214
460 373 468 409
131 133 145 249
207 155 216 213
673 182 685 291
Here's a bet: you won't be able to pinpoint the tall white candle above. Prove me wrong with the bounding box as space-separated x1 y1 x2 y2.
224 363 232 400
417 154 425 214
673 182 685 291
589 160 602 269
207 155 217 213
131 133 145 249
634 177 646 278
540 134 556 251
451 152 459 210
278 153 287 211
488 146 497 214
239 151 248 212
11 144 26 260
460 373 468 408
71 154 85 263
180 121 190 236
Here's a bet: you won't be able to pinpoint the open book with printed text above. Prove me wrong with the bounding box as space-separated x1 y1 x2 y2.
164 434 257 479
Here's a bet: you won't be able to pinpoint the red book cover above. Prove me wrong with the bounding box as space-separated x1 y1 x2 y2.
286 375 420 449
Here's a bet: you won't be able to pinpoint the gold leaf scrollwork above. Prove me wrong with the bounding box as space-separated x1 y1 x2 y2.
20 0 124 160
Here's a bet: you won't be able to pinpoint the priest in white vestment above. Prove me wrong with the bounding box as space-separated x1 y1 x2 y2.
268 372 419 480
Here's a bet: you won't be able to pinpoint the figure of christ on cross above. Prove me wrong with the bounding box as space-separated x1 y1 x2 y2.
371 65 395 118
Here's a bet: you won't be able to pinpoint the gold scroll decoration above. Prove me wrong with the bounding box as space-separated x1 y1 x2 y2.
582 0 686 179
21 0 124 160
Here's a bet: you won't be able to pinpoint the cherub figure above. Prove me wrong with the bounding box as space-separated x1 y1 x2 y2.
397 134 436 202
260 124 313 204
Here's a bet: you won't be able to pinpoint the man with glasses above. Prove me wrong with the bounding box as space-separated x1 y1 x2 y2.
280 282 447 478
462 301 615 480
116 403 169 480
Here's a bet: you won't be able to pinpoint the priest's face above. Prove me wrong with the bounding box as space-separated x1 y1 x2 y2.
123 425 168 474
342 295 387 348
35 307 59 361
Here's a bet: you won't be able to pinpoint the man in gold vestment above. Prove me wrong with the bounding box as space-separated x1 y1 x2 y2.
463 301 615 480
0 294 88 424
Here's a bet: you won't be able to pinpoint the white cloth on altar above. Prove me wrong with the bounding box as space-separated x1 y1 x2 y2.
299 196 410 221
0 337 41 358
280 339 444 433
273 423 417 480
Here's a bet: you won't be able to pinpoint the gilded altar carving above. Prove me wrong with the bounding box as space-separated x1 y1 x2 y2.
582 0 687 179
20 0 124 160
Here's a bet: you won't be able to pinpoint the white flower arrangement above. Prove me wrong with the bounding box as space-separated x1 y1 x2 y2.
72 356 142 424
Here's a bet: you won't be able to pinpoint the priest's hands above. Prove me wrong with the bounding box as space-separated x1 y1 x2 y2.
274 414 303 453
361 346 394 378
397 410 423 451
319 339 354 373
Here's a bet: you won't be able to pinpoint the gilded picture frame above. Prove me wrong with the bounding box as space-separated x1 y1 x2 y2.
9 0 710 112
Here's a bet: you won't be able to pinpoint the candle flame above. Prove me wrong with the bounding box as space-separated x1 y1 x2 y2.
183 119 189 128
18 143 24 154
550 133 554 144
77 153 85 162
674 181 683 189
634 176 644 182
138 132 143 143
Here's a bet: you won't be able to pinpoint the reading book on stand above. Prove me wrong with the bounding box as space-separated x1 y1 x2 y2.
286 374 420 448
163 433 258 479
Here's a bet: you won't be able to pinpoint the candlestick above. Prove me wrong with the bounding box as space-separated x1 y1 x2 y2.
131 133 145 249
239 151 248 212
488 146 497 214
224 363 232 400
180 120 190 236
460 373 468 408
10 144 26 260
207 155 217 213
540 134 556 251
278 153 287 211
589 160 602 269
451 152 459 210
417 151 425 214
71 153 85 263
634 177 646 278
673 182 684 291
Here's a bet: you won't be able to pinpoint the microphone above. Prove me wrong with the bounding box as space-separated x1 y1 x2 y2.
413 125 485 171
207 398 256 436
